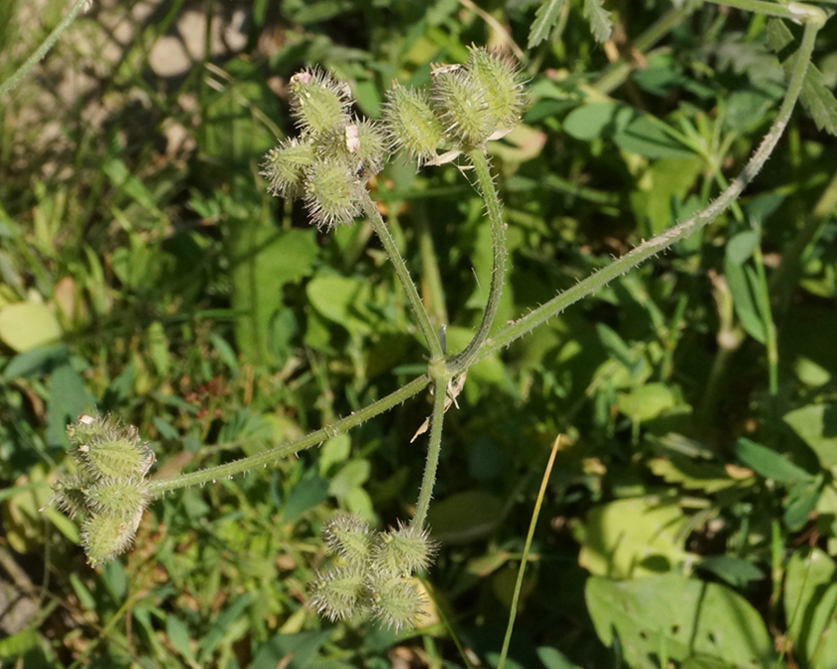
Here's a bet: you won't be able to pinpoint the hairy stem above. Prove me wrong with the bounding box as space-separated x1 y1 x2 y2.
471 14 822 367
147 375 430 496
413 375 448 528
362 196 445 361
0 0 90 101
447 149 507 374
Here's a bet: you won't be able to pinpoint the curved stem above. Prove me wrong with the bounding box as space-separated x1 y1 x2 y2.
469 14 821 368
447 149 507 374
147 374 430 496
0 0 90 102
413 375 448 528
362 195 445 361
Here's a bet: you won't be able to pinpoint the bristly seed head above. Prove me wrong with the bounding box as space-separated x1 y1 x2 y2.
53 414 156 567
289 68 353 136
382 83 445 166
303 158 364 229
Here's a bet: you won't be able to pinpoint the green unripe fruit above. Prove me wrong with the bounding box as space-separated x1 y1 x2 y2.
262 138 317 198
304 158 363 229
383 84 445 165
289 69 352 136
82 509 143 567
466 46 525 133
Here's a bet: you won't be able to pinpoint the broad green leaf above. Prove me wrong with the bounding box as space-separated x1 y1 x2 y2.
616 383 676 423
734 438 813 484
0 302 62 352
766 19 837 137
586 574 775 669
726 231 760 266
648 457 739 493
632 156 703 235
784 549 837 669
427 490 504 544
696 556 764 588
307 275 378 336
47 363 90 448
528 0 568 48
251 630 331 669
0 628 39 658
563 102 632 140
583 0 613 43
537 647 583 669
784 404 837 469
2 343 68 378
784 477 822 530
579 498 691 578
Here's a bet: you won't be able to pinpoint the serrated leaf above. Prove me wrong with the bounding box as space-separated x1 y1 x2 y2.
528 0 567 49
765 19 837 137
583 0 613 43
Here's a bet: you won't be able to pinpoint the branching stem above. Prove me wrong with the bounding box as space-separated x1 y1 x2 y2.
447 149 507 374
471 13 821 367
362 196 445 361
147 375 430 496
413 375 448 529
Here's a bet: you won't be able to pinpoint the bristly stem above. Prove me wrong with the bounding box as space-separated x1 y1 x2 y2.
362 195 445 361
147 375 431 496
0 0 90 101
471 11 823 367
413 375 448 529
447 149 507 374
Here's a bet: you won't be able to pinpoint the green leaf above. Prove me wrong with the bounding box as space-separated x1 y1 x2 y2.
616 383 677 423
734 438 813 484
766 19 837 137
0 628 39 659
537 647 583 669
579 499 691 578
0 302 62 352
695 556 764 588
724 254 766 343
784 549 837 669
726 231 760 266
784 404 837 470
586 574 776 669
528 0 568 49
2 343 68 379
613 115 695 159
583 0 613 43
427 490 505 544
563 102 632 140
47 363 90 448
251 630 331 669
307 275 384 336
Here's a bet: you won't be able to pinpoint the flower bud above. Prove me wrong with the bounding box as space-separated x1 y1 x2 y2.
289 69 353 136
261 138 316 198
303 158 363 229
382 84 445 165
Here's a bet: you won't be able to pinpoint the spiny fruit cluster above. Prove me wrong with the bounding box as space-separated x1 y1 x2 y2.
309 514 436 633
261 46 524 228
52 415 155 567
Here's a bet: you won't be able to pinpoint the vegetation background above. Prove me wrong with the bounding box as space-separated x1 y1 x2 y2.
1 0 837 667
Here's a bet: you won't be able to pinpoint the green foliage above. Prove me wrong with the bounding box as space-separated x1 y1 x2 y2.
1 0 837 667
